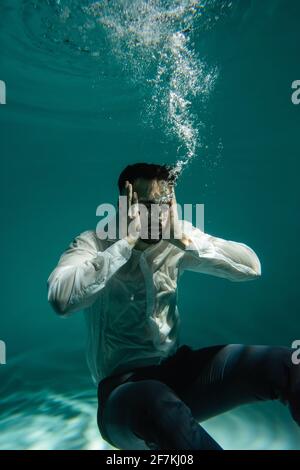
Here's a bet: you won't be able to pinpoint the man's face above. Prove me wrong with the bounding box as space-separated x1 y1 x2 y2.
132 178 174 244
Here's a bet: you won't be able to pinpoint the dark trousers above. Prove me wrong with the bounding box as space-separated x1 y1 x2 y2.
97 343 300 450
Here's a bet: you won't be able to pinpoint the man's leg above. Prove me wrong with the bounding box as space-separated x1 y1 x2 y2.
99 378 223 450
177 344 300 425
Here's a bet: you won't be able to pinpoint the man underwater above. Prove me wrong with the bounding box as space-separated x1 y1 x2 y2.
47 162 300 450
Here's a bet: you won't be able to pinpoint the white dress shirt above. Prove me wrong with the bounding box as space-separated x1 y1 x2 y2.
47 220 261 384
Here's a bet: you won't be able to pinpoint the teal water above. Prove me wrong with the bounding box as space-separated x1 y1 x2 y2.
1 0 300 449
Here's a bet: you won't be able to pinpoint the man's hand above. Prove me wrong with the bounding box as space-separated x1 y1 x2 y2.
166 195 192 250
124 181 141 246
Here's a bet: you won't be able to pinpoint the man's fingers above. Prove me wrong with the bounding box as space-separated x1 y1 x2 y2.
125 181 132 203
128 182 133 206
132 191 139 218
126 181 134 218
170 199 175 223
132 191 138 204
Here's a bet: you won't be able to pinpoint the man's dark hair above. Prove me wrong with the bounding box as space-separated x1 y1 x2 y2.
118 162 176 193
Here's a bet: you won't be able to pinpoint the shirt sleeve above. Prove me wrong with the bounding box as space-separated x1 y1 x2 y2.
177 221 261 282
47 230 133 316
